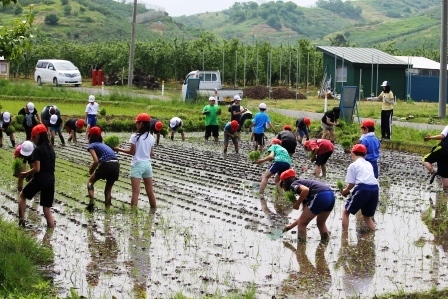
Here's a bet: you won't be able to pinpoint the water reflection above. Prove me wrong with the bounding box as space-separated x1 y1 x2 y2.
422 192 448 286
279 241 331 298
127 209 156 298
259 199 289 238
86 213 118 287
337 214 376 298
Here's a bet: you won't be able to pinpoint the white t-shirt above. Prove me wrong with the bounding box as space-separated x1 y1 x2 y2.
345 158 378 186
129 132 155 166
85 102 99 115
441 125 448 137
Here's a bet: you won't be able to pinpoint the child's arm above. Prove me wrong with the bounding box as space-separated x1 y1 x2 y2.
88 149 99 175
115 143 136 156
292 185 309 210
254 151 274 164
341 183 355 196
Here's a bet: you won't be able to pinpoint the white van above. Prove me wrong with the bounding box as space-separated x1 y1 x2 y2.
34 59 82 87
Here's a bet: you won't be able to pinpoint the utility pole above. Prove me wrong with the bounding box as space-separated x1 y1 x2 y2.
127 0 137 87
439 0 447 118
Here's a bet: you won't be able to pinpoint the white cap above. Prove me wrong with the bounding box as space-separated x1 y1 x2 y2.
208 96 216 101
50 114 58 125
170 119 177 128
259 103 267 109
381 81 389 87
27 102 35 113
88 95 95 102
2 112 10 123
20 141 34 157
234 95 241 101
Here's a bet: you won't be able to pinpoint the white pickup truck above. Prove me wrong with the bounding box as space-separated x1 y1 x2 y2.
181 70 243 104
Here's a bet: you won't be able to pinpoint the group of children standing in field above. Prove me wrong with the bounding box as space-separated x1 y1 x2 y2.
4 79 448 242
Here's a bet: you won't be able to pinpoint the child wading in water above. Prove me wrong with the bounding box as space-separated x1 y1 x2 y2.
279 169 335 242
17 124 56 228
115 113 156 208
86 127 120 211
341 144 379 231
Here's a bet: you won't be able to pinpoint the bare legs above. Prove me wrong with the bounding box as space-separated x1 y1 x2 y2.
18 192 54 228
283 207 331 242
131 177 156 208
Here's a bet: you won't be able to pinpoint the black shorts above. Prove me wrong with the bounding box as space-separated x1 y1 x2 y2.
423 146 448 178
22 175 55 207
254 133 265 146
282 141 297 155
0 124 12 137
94 161 120 183
316 151 333 166
205 125 219 138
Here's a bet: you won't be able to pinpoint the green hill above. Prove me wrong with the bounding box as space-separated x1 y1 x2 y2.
0 0 441 50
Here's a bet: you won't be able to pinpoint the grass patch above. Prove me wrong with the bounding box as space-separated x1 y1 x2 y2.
0 219 54 297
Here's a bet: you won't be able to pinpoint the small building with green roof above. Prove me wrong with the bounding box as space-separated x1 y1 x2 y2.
317 46 408 100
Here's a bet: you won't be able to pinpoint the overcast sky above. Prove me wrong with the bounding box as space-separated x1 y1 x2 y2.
143 0 318 17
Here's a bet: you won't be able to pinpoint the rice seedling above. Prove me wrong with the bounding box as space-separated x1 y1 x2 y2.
11 158 22 177
248 150 261 162
103 135 120 148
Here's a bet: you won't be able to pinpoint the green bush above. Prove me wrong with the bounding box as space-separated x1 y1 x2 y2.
284 191 296 203
12 158 22 176
103 135 120 148
0 220 53 296
248 150 261 162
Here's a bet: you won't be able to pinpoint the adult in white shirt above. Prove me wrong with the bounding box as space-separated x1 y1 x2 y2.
115 113 157 208
85 95 99 137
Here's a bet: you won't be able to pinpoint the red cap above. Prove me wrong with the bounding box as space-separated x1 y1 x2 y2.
31 124 47 138
76 119 85 129
270 138 282 145
361 119 375 127
303 140 311 149
230 120 239 131
135 113 151 122
155 121 163 131
304 117 311 126
351 144 367 154
89 127 102 136
283 125 292 131
280 169 296 181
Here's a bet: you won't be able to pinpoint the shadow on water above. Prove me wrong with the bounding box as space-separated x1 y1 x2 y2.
86 213 119 288
126 208 156 298
421 192 448 287
279 240 331 298
336 214 376 298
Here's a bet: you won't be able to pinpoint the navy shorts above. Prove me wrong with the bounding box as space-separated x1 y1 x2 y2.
306 190 335 215
297 127 309 138
268 161 290 175
316 151 333 166
205 125 219 138
254 133 265 146
422 145 448 178
367 160 379 179
87 114 97 127
22 176 55 208
345 183 379 217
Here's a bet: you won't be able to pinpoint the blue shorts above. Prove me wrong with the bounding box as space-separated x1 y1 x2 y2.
306 190 335 215
345 183 379 217
316 151 333 166
49 126 61 133
87 114 97 127
130 161 153 179
297 127 309 138
268 162 290 175
367 160 378 179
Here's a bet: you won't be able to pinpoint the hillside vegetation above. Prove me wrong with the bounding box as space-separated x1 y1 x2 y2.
0 0 441 50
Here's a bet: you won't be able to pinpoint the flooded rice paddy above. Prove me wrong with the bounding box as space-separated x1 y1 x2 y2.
0 132 447 298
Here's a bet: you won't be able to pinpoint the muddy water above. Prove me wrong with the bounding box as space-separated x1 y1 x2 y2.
0 132 447 298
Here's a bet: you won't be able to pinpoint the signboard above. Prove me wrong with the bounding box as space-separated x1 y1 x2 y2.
339 86 359 123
